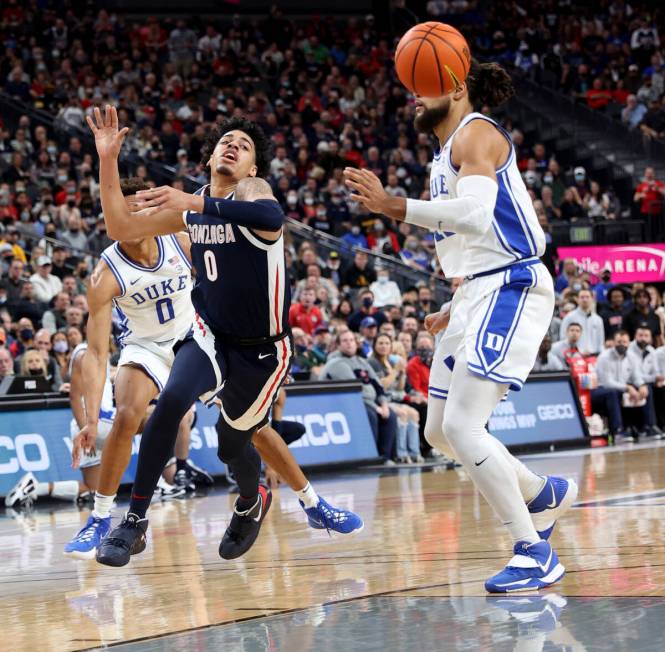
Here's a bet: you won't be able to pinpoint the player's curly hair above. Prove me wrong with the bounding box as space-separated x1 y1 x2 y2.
466 59 515 109
200 117 272 179
119 177 150 196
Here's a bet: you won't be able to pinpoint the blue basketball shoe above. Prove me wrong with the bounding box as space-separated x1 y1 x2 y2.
300 496 364 535
485 540 565 593
64 514 112 560
528 476 578 540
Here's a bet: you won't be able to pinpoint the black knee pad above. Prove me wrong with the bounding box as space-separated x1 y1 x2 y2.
216 416 255 463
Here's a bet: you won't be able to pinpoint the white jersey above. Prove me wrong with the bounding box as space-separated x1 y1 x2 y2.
100 235 194 349
429 112 546 278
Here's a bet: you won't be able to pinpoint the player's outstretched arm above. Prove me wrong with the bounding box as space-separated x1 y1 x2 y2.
134 186 284 232
344 121 504 236
71 261 118 467
88 105 185 239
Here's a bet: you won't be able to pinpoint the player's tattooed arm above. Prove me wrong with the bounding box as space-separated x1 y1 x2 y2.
89 105 185 239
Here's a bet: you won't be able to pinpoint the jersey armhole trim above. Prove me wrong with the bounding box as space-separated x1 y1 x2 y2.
238 224 282 250
170 234 192 270
100 252 126 297
448 115 514 176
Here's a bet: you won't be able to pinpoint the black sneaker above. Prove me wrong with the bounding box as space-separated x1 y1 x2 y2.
96 513 148 567
185 459 214 486
174 468 196 492
219 485 272 560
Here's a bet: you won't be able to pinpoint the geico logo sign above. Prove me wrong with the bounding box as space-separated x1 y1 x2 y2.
0 434 50 474
537 403 575 421
284 411 351 446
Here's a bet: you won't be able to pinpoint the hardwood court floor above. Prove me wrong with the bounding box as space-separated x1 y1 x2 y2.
2 442 665 651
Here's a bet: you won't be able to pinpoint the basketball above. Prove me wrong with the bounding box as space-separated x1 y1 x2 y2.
394 22 471 97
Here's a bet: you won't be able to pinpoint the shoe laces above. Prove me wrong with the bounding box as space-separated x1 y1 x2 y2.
74 519 102 543
314 499 350 534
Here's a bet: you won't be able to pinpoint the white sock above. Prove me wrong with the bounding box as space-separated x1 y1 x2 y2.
51 480 80 502
36 482 50 497
92 492 115 519
296 482 318 508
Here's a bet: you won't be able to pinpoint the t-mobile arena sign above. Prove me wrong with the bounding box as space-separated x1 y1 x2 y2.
557 244 665 283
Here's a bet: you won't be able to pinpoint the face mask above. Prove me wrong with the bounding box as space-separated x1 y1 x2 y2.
296 343 307 353
316 209 326 218
53 340 68 353
40 214 50 224
0 198 8 206
57 175 68 184
416 348 433 366
0 295 6 304
406 241 417 250
47 146 57 155
378 275 388 284
615 344 627 356
304 197 314 206
78 268 88 278
637 340 648 349
28 368 43 376
543 174 553 185
67 199 76 207
20 211 30 221
287 195 297 206
69 227 79 233
572 282 583 292
362 297 373 308
351 226 361 235
20 328 34 340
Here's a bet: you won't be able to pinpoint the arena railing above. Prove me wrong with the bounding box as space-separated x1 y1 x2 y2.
285 217 452 306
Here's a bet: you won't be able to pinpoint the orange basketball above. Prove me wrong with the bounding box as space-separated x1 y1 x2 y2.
394 22 471 97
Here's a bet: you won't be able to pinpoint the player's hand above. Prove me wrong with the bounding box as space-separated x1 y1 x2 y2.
71 424 98 469
344 167 402 217
376 403 390 419
133 185 201 215
86 105 129 160
424 309 450 336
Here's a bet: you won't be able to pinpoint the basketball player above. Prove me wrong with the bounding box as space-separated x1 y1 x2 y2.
344 59 577 592
87 107 361 566
64 177 205 559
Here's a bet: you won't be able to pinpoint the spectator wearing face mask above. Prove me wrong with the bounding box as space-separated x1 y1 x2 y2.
9 317 35 359
60 214 87 251
554 258 581 294
645 340 665 430
560 289 605 356
366 219 400 255
592 330 655 441
348 289 386 332
533 335 566 371
406 332 434 399
400 235 429 270
342 224 368 250
369 264 402 308
19 348 48 380
323 251 343 288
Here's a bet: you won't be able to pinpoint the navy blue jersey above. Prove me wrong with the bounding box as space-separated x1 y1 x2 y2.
183 185 290 339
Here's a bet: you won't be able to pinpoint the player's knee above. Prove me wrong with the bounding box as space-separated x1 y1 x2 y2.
216 417 253 462
424 417 445 450
113 405 144 439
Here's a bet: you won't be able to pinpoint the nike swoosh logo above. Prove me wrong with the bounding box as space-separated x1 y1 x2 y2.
538 549 553 573
130 277 142 286
258 353 273 360
547 485 557 509
475 456 489 467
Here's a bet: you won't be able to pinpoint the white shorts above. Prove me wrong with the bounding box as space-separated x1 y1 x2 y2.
117 340 176 392
70 412 115 469
429 259 554 398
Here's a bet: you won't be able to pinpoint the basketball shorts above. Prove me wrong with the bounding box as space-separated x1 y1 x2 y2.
70 410 115 469
117 338 178 392
190 313 293 431
429 258 554 399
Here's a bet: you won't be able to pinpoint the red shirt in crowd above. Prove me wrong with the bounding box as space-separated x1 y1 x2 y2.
406 356 430 396
288 303 324 335
635 179 665 215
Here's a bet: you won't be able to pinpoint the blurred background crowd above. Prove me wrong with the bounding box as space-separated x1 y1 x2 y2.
0 0 664 460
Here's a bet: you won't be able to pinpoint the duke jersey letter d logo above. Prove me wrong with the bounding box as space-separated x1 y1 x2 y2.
485 332 505 352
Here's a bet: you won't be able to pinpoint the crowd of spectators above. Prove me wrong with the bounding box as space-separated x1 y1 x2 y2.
0 4 664 460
